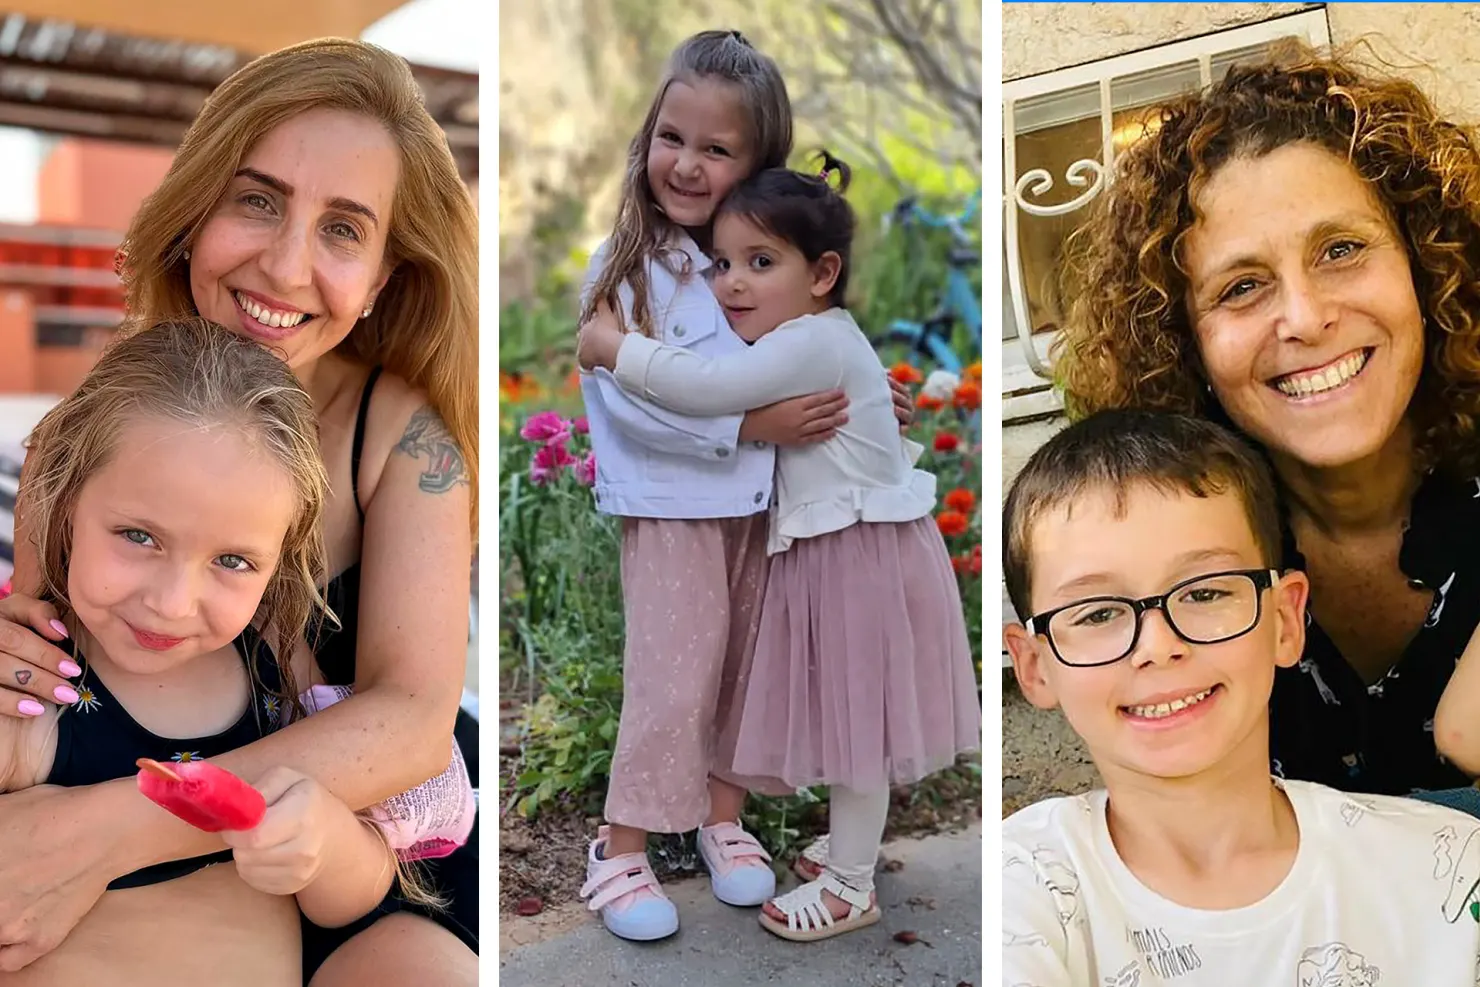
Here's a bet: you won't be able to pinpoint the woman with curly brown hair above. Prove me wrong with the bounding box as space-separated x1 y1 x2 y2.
1054 42 1480 806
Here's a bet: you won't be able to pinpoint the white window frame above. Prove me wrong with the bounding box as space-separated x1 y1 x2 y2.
1000 8 1331 423
998 9 1331 666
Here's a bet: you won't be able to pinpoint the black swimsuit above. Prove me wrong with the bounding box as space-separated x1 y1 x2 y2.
45 626 282 889
299 367 479 975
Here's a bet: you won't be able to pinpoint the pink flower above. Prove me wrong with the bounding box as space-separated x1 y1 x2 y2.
520 410 571 447
572 416 589 435
574 451 597 486
530 443 578 485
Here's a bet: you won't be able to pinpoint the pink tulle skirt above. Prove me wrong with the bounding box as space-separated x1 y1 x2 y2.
730 517 981 790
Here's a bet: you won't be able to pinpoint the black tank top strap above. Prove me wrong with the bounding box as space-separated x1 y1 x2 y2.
350 366 384 524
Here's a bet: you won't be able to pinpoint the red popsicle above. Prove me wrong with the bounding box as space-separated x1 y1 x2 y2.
135 758 266 832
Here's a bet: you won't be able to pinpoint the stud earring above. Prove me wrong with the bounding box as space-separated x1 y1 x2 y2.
183 250 191 260
361 304 373 318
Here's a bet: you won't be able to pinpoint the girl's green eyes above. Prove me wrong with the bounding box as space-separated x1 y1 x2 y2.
118 529 256 572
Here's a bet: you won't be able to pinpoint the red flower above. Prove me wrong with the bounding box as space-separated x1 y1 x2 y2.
944 488 976 514
950 555 969 575
530 443 578 485
953 381 982 410
969 544 982 576
574 451 597 486
933 432 960 453
573 415 589 435
889 362 924 385
936 511 969 538
520 410 572 447
917 393 945 412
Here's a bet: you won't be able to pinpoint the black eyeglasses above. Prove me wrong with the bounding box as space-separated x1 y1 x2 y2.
1025 568 1279 668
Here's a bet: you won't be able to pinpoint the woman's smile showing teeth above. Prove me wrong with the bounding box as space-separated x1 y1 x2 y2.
232 290 312 336
1271 348 1372 399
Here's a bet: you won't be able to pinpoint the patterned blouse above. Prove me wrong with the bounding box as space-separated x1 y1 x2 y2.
1269 470 1480 795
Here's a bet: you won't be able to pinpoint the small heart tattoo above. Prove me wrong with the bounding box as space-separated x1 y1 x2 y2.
15 670 31 686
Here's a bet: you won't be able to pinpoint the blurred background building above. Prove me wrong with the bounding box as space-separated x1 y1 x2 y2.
0 0 477 398
0 0 478 597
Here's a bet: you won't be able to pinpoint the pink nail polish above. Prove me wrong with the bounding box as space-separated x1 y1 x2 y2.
49 620 69 638
18 700 44 716
54 686 79 705
59 660 81 678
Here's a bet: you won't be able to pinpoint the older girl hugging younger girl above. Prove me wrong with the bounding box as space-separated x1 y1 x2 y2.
580 157 980 941
0 319 473 986
575 29 915 942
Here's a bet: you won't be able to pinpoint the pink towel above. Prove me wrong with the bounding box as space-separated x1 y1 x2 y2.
299 684 475 861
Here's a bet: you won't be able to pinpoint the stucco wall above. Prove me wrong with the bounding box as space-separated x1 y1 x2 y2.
1004 3 1480 123
1002 3 1316 80
1327 4 1480 123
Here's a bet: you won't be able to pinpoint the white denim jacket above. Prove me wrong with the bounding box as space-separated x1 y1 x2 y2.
579 233 775 519
614 307 934 554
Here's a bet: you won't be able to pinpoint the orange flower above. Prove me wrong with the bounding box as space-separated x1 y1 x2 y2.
889 362 924 385
953 381 982 410
944 488 976 514
933 432 960 453
964 360 982 381
917 393 945 412
936 510 969 538
564 369 582 393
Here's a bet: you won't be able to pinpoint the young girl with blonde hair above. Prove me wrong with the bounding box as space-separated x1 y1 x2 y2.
0 318 418 985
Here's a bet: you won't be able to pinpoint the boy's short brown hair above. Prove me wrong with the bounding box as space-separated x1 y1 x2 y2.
1003 410 1283 620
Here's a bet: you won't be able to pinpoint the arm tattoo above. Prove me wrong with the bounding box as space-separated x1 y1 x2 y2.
395 406 469 494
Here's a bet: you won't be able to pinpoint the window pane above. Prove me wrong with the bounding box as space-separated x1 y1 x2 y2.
1010 82 1102 342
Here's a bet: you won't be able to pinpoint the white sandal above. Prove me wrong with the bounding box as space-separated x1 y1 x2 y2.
758 871 880 942
793 833 829 881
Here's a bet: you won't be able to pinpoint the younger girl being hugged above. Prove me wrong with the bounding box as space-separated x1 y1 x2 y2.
575 29 912 942
580 157 980 941
0 318 472 986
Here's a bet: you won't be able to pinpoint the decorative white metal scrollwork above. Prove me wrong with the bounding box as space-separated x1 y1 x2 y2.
1012 159 1107 218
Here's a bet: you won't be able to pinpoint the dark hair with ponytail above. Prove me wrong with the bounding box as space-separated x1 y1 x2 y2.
716 150 856 308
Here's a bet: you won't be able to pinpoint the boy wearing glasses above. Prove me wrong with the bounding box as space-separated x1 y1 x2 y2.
1001 410 1480 985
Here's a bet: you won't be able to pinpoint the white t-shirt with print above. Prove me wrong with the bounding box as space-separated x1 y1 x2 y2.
1002 779 1480 986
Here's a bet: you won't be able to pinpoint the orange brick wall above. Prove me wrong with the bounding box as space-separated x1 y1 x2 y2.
7 139 173 395
0 292 37 394
37 139 175 230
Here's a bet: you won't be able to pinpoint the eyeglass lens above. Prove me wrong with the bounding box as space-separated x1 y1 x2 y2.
1048 572 1261 666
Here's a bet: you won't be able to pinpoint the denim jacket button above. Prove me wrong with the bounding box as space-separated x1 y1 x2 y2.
753 492 764 503
674 326 686 337
715 447 729 458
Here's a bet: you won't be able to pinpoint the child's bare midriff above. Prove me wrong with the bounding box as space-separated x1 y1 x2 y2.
0 865 300 987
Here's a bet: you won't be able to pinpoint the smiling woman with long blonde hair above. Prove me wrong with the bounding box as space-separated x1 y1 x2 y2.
0 38 478 986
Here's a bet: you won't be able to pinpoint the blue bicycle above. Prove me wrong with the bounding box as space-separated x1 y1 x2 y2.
869 190 981 375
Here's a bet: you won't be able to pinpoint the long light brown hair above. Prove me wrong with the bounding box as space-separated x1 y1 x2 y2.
25 318 329 714
118 38 479 530
581 30 792 336
1057 42 1480 476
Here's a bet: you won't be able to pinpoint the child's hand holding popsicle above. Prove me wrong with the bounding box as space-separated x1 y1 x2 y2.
217 765 348 896
137 758 395 923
